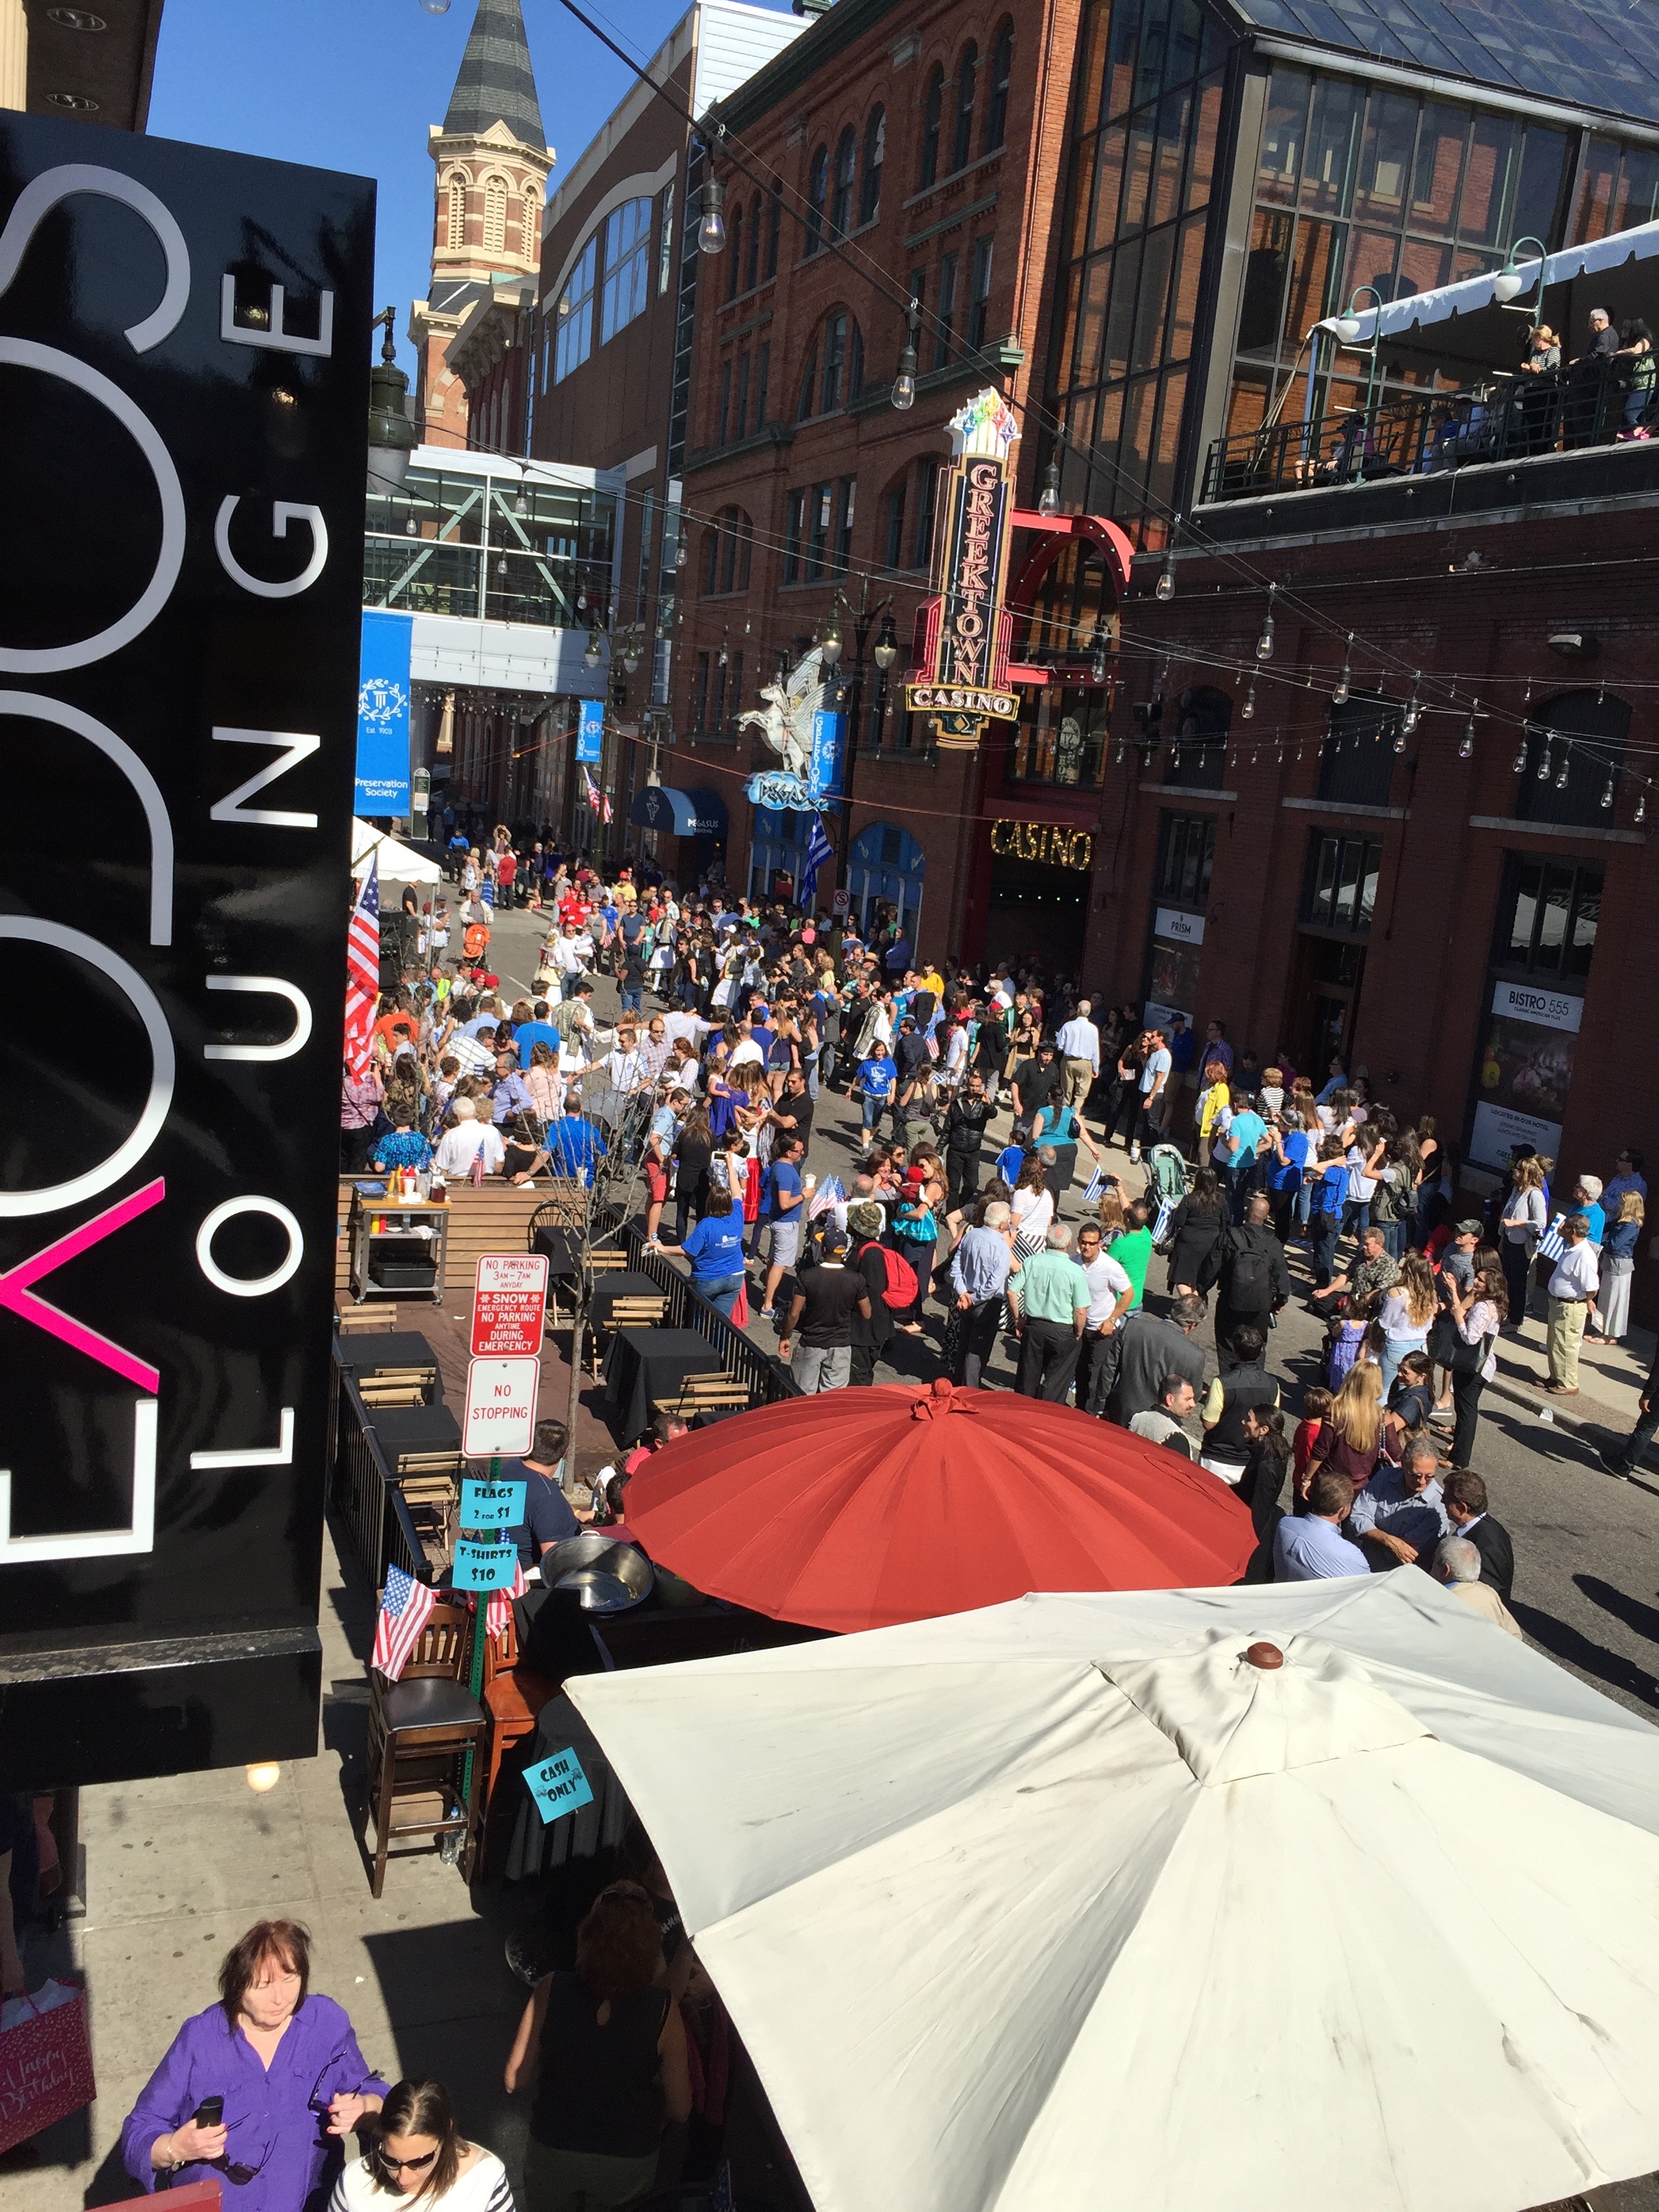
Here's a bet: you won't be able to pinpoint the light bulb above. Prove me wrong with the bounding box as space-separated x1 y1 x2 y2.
1155 556 1175 602
1393 726 1406 754
697 176 727 255
1537 743 1551 779
1242 682 1255 720
419 0 451 12
819 619 843 666
892 369 916 410
1513 739 1528 773
1256 614 1274 660
1333 667 1350 706
1555 754 1570 790
675 537 688 571
1038 461 1060 518
1637 790 1647 823
1601 772 1615 809
1114 740 1127 766
1458 720 1474 760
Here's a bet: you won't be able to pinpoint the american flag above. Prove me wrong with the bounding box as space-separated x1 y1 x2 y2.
485 1557 528 1639
371 1561 436 1682
581 767 613 823
806 1172 844 1221
798 813 835 905
344 854 380 1080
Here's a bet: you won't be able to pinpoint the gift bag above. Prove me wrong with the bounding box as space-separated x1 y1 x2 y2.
729 1281 750 1329
0 1980 96 2152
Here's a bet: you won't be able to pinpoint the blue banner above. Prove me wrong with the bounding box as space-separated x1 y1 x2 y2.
576 698 604 764
356 609 413 815
809 710 844 808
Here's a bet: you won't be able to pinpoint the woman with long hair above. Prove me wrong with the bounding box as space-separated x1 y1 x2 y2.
1497 1153 1547 1324
1591 1190 1645 1343
1010 1151 1054 1257
1162 1165 1228 1297
1376 1250 1437 1395
1307 1361 1385 1492
1442 1251 1508 1471
506 1882 690 2212
330 2081 510 2212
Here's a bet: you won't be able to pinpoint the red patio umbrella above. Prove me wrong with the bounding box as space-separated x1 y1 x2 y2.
624 1378 1258 1633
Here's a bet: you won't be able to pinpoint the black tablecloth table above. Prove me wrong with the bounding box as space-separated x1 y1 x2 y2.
531 1226 582 1283
603 1327 723 1442
367 1403 462 1460
337 1331 441 1378
586 1270 667 1332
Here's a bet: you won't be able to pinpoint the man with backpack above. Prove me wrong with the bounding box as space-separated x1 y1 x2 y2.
1197 1191 1290 1363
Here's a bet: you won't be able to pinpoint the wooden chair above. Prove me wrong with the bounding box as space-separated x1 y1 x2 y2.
362 1599 486 1897
588 1292 668 1374
477 1607 560 1863
336 1305 396 1334
356 1380 429 1411
653 1376 752 1420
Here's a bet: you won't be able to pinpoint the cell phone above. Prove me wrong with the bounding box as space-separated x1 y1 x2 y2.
193 2097 224 2127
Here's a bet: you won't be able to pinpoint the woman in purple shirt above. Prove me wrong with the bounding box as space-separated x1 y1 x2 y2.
121 1918 388 2209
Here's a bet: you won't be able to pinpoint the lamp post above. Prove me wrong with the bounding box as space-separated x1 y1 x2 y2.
1492 234 1551 315
1331 285 1385 480
825 576 895 909
367 306 416 493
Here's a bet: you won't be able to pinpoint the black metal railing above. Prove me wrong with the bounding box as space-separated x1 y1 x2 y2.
331 1358 432 1590
592 1206 801 1410
1202 365 1635 505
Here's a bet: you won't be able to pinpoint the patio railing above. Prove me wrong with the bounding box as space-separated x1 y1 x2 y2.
331 1359 434 1589
590 1206 802 1410
1202 365 1631 505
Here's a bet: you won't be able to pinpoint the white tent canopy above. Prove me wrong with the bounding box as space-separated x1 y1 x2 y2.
573 1576 1659 2212
1317 218 1659 347
351 817 441 884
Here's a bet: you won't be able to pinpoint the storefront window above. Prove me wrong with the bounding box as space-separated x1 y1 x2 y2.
1155 809 1214 907
1301 832 1382 933
1009 686 1109 785
1469 853 1600 1172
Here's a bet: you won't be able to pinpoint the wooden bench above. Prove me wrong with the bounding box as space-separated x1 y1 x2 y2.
335 1179 550 1300
652 1374 753 1420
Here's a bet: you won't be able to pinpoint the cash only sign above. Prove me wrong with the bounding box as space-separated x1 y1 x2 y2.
905 388 1023 753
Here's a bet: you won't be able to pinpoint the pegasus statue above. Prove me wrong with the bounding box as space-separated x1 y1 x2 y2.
737 647 826 783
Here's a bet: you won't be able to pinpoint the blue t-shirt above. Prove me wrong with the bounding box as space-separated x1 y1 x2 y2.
1269 1128 1312 1192
750 1023 775 1063
549 1116 607 1186
764 1160 804 1219
996 1143 1027 1188
1225 1111 1267 1167
858 1054 897 1100
681 1212 746 1280
501 1459 579 1570
1313 1162 1347 1216
1168 1029 1196 1075
515 1019 562 1068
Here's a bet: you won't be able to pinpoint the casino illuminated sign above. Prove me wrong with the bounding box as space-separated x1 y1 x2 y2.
905 388 1023 752
991 818 1094 871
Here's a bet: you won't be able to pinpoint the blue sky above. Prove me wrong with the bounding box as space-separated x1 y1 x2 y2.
148 0 785 373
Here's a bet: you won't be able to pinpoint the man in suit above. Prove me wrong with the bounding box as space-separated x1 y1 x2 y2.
1440 1469 1514 1600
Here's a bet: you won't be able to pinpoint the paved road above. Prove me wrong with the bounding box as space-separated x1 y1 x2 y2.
479 900 1659 1724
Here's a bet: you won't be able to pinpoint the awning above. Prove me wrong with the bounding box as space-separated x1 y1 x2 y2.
1317 218 1659 347
686 784 728 831
351 817 441 883
629 785 698 835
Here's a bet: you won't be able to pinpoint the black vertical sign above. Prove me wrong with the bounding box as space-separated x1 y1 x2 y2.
0 117 373 1782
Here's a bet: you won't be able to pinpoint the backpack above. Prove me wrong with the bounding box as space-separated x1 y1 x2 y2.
1223 1231 1273 1311
858 1241 918 1310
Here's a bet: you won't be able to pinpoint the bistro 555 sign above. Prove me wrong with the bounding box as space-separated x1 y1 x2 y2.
906 389 1023 752
991 818 1094 871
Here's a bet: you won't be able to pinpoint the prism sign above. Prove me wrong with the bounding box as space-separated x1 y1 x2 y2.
462 1357 539 1458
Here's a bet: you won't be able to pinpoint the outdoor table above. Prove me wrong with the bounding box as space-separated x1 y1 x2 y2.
531 1226 581 1282
503 1691 634 1879
335 1331 441 1378
586 1269 665 1333
365 1402 462 1458
603 1326 722 1442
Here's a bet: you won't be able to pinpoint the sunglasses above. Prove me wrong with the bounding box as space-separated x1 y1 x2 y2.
377 2150 439 2177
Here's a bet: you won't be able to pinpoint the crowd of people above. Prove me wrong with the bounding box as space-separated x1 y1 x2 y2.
344 826 1650 1595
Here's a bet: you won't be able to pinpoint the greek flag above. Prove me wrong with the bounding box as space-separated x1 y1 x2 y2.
798 813 836 906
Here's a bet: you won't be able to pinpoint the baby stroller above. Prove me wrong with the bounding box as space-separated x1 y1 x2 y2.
1145 1143 1189 1243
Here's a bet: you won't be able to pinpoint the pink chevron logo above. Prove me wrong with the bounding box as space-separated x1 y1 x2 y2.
0 1179 165 1391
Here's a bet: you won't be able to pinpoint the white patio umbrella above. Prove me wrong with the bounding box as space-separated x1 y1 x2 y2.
351 816 441 884
569 1574 1659 2212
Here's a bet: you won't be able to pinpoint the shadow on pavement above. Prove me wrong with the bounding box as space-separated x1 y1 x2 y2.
1509 1599 1659 1711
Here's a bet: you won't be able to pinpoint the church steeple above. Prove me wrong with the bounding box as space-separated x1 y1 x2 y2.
443 0 545 152
409 0 553 450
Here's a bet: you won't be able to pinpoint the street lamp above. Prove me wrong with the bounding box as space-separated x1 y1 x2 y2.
1330 284 1385 480
824 577 895 903
1492 234 1551 317
819 611 844 666
584 623 602 670
873 613 899 671
367 306 416 493
697 129 728 255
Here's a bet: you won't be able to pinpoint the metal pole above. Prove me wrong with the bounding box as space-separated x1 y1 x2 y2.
456 1452 501 1860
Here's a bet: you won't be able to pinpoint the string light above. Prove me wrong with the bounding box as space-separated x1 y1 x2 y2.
1401 676 1420 735
1637 788 1648 823
1458 706 1475 761
1601 770 1616 809
1513 732 1529 773
1536 735 1553 780
1242 680 1256 720
1555 749 1572 790
1256 586 1275 661
1333 633 1353 705
1155 552 1176 602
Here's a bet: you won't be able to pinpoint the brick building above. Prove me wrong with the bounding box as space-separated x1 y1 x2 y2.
668 0 1115 964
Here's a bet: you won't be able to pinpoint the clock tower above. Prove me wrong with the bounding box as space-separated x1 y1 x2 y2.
410 0 552 449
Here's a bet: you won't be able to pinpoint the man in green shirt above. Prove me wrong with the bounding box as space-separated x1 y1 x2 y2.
1112 1200 1155 1310
1008 1223 1090 1401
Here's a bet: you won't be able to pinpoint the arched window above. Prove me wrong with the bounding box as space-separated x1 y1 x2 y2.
831 126 856 238
446 173 467 252
805 144 828 254
860 106 884 225
796 310 864 418
554 233 597 381
715 507 754 594
951 44 978 173
522 184 541 257
727 201 743 302
600 197 653 340
796 335 819 420
701 528 719 594
483 175 508 255
920 68 943 187
745 193 761 290
821 310 849 410
985 21 1012 152
766 178 782 278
